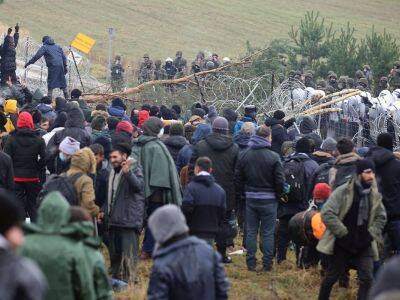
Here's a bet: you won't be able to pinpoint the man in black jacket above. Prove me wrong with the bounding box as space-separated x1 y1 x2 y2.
0 149 14 192
183 157 226 245
0 24 19 85
4 112 46 221
235 125 285 271
190 116 239 263
103 143 144 283
264 110 292 156
367 133 400 255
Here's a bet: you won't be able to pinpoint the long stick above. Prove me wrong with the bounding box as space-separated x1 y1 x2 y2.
193 72 205 104
70 47 85 92
302 91 361 115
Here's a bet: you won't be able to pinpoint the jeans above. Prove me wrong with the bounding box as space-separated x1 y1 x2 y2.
245 198 277 269
318 245 373 300
109 227 139 282
142 201 164 255
276 214 293 263
386 219 400 254
15 182 42 222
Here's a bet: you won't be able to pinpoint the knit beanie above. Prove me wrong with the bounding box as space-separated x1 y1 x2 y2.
143 117 163 137
94 135 112 159
70 89 82 99
321 137 337 152
295 137 312 154
16 112 34 129
116 120 134 135
377 133 394 151
95 103 107 112
59 136 80 155
170 123 184 136
273 110 285 120
148 204 189 249
212 116 229 134
356 159 375 175
0 191 22 235
313 183 332 201
4 99 17 114
192 108 205 119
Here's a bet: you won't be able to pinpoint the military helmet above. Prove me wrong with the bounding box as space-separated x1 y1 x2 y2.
394 61 400 69
143 54 150 58
355 70 364 78
358 77 368 87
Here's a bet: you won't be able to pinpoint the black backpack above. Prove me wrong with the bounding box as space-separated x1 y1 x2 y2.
313 162 333 185
37 173 83 206
283 156 307 203
332 163 356 189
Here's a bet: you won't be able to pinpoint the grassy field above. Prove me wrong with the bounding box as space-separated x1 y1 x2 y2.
109 244 359 300
1 0 400 64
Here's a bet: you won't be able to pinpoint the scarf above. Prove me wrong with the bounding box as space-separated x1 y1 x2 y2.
107 167 123 215
355 179 371 227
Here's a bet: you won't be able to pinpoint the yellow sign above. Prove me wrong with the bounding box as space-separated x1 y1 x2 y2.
71 33 96 54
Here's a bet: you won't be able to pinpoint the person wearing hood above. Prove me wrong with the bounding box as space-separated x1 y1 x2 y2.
108 98 129 121
223 108 238 135
4 112 46 221
103 143 144 283
20 192 95 300
366 133 400 255
0 25 19 85
111 120 135 147
25 36 68 99
0 190 47 300
63 206 112 299
190 117 239 263
264 110 293 156
299 116 323 150
138 104 151 128
206 105 218 125
233 122 256 154
163 123 188 164
51 136 80 175
233 105 257 134
43 111 67 145
36 96 56 123
54 97 67 114
182 157 226 245
70 89 91 121
235 125 285 271
132 117 182 259
329 138 361 189
147 204 229 300
310 137 338 189
317 160 386 300
66 148 100 217
91 115 109 142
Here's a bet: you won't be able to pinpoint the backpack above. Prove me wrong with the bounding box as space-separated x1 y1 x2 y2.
332 163 356 189
37 173 84 206
313 162 332 185
283 156 307 203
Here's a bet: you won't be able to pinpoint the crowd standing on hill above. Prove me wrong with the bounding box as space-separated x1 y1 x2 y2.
2 27 400 300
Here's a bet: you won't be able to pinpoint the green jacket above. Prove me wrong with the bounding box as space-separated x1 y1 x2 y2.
132 135 182 205
61 221 112 300
20 192 96 300
317 177 387 258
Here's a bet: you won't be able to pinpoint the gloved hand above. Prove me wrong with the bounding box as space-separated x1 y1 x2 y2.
7 28 12 35
24 63 29 69
284 117 296 129
15 23 19 33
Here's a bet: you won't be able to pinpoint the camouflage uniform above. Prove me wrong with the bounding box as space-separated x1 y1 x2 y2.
138 54 154 83
110 56 124 92
374 76 388 97
173 51 187 78
389 62 400 91
153 59 164 80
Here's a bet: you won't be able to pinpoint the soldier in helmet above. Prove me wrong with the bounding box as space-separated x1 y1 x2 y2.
138 54 154 83
316 79 327 91
357 77 370 92
163 57 178 80
304 72 316 88
374 76 389 97
346 77 356 89
355 69 364 81
153 59 163 80
205 60 215 70
363 65 373 88
173 51 187 78
389 61 400 91
337 76 348 91
110 55 125 92
327 72 339 92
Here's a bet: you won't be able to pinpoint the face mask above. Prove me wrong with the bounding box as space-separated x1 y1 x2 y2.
316 202 324 210
59 152 68 162
157 128 164 139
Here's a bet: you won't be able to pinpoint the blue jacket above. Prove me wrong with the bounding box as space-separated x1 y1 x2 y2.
233 116 257 134
36 103 57 122
27 37 67 89
107 106 130 121
147 236 229 300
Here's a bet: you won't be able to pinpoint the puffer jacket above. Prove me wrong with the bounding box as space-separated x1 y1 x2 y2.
191 133 239 211
147 236 229 300
163 135 188 163
367 146 400 220
20 192 95 300
107 106 129 121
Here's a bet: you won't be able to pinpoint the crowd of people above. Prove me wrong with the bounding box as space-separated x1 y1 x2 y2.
2 27 400 300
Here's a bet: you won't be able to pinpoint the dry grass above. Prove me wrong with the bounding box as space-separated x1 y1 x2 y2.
1 0 399 63
106 239 359 300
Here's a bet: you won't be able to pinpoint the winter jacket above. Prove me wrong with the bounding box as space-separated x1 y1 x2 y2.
235 135 285 200
0 150 14 191
233 116 257 134
132 135 182 205
370 255 400 300
4 128 46 179
233 131 250 154
36 103 57 122
0 32 19 73
317 177 386 258
26 37 67 89
367 146 400 220
61 222 112 300
0 235 47 300
278 153 319 218
163 135 188 163
329 152 361 189
104 160 145 230
94 160 111 208
66 148 100 217
265 116 289 156
182 175 226 239
191 133 239 211
311 151 335 165
176 144 193 173
20 192 95 300
111 131 131 147
147 236 229 300
299 117 323 149
107 106 129 121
